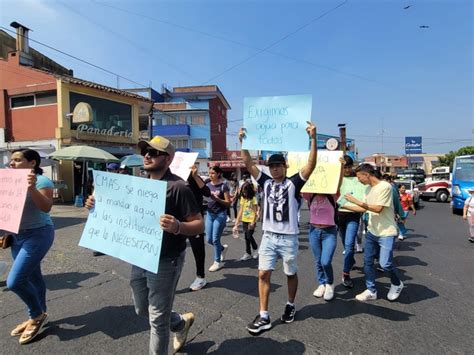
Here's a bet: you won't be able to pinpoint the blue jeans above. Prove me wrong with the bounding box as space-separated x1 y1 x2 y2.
397 211 409 235
205 211 227 262
7 224 54 319
130 252 186 355
364 232 401 293
308 226 337 285
337 213 360 273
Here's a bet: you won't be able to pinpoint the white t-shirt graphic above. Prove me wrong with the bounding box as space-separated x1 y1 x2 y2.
257 171 306 235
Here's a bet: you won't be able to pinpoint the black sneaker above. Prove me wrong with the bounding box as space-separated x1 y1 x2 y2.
247 315 271 334
342 276 354 288
280 304 296 323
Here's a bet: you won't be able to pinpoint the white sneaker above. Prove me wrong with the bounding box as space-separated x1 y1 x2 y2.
220 244 228 262
189 277 207 291
387 281 404 301
313 284 326 298
208 261 222 272
252 250 259 259
173 312 194 353
356 289 377 302
323 284 335 301
398 235 405 241
240 253 251 261
355 243 364 253
226 216 231 223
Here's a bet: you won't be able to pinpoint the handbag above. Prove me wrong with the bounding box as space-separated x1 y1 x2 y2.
0 234 12 249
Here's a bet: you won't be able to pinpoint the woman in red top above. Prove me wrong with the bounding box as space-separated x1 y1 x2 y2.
398 185 416 240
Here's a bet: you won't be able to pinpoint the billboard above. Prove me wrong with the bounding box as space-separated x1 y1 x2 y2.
405 136 422 154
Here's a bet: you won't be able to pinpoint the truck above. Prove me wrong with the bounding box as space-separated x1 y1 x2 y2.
417 166 451 202
451 155 474 214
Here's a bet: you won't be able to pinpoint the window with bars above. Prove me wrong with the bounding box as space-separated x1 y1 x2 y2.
192 139 206 149
191 115 205 125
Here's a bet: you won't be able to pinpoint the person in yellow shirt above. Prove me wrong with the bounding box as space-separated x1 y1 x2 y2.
233 181 259 260
342 164 404 302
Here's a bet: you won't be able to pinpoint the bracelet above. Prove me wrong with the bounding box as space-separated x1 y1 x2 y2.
173 220 181 235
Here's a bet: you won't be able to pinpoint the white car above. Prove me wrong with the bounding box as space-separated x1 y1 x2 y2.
394 179 420 208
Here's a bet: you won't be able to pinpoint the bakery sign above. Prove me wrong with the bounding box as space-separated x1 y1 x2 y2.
76 124 133 138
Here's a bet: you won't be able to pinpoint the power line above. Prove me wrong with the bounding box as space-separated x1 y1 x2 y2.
0 26 148 88
58 1 198 82
202 0 349 84
92 0 388 87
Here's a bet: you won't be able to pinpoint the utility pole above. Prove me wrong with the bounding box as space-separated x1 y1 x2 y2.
338 123 347 154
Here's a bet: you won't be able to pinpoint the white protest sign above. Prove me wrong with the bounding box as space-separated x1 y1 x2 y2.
170 152 199 181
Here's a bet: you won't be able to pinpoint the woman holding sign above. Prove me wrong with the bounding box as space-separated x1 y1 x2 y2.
206 166 231 272
7 149 54 345
303 157 344 301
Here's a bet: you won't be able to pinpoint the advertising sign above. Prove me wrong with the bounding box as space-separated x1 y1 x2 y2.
405 136 422 154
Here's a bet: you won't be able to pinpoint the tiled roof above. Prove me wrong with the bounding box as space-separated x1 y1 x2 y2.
55 74 153 103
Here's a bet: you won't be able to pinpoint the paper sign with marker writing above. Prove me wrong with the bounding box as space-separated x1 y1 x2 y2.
170 152 199 181
337 177 369 211
287 151 343 194
242 95 312 152
79 171 167 273
0 169 30 234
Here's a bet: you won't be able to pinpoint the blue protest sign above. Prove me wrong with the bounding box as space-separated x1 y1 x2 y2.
242 95 312 152
79 171 167 273
405 136 422 154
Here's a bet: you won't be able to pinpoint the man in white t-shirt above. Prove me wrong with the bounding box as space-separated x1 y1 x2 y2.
239 122 317 334
342 163 404 302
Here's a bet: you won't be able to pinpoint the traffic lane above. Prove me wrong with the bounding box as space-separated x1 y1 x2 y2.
0 203 472 354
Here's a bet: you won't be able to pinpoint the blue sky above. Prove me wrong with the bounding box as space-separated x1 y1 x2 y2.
1 0 472 157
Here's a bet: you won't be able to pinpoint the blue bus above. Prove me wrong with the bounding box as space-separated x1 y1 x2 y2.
452 155 474 214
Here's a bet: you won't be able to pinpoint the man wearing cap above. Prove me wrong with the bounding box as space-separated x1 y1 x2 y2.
239 121 317 334
85 136 204 354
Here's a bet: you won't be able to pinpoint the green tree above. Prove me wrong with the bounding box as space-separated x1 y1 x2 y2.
438 146 474 169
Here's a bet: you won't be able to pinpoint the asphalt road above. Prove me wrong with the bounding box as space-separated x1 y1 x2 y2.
1 201 473 354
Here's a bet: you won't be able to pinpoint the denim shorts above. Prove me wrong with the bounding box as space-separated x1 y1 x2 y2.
258 231 299 275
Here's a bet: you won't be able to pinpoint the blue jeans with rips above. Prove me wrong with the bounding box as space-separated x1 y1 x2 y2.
130 252 186 355
308 226 337 285
7 224 54 319
205 211 227 262
364 232 401 293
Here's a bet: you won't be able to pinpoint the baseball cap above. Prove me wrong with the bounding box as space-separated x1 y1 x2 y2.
267 154 286 166
106 162 120 170
137 136 175 156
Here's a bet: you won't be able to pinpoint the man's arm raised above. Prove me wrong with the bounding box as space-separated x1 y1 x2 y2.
239 128 260 180
300 121 317 181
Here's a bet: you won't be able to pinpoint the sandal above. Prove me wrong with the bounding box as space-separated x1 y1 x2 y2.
18 313 48 345
10 320 30 336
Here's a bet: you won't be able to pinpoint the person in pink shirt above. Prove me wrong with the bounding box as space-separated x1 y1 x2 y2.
303 157 344 301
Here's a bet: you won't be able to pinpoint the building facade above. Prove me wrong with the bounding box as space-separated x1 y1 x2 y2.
152 85 230 172
0 23 153 201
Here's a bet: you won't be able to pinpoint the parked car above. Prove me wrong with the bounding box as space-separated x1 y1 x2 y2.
394 179 420 208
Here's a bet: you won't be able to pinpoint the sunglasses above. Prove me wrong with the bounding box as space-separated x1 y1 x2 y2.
141 147 168 158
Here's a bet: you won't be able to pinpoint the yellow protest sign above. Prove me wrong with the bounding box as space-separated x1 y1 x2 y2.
287 151 343 194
